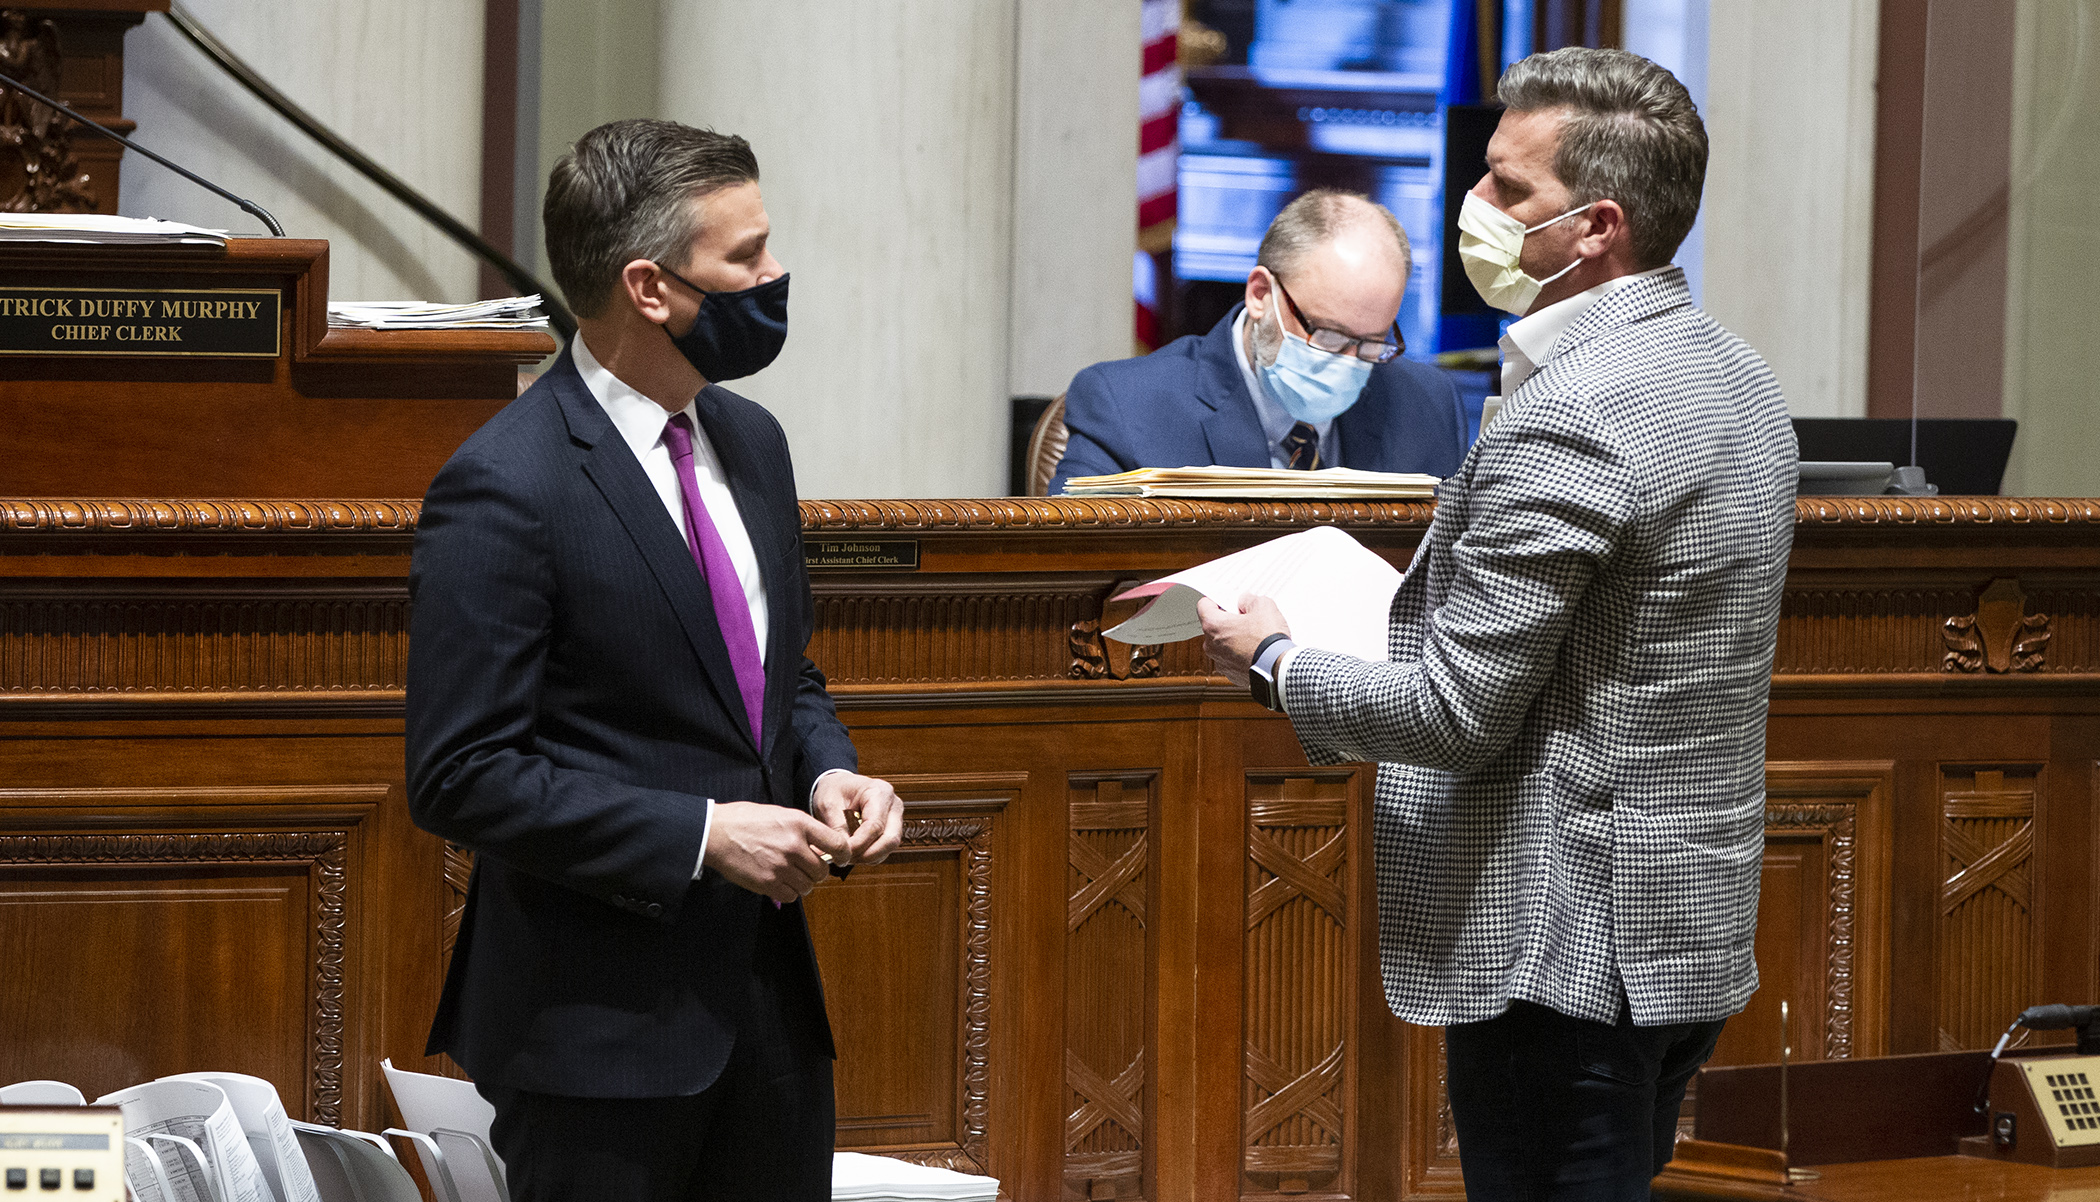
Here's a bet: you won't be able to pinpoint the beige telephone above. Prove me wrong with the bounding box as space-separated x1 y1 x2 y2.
1963 1053 2100 1169
0 1106 126 1200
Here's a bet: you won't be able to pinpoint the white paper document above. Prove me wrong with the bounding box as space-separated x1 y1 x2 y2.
1103 525 1400 661
830 1151 1000 1202
158 1073 319 1202
95 1078 272 1202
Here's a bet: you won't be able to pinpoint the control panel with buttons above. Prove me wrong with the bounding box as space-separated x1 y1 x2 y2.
0 1106 123 1200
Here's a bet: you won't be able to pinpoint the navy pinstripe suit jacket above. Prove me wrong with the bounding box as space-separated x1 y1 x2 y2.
406 347 856 1096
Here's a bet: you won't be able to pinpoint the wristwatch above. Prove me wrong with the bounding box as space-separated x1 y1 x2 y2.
1248 633 1295 712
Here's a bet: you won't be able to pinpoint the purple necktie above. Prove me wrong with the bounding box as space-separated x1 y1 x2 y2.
662 413 765 745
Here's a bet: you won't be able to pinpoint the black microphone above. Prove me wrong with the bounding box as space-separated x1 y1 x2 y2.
2018 1004 2100 1030
0 66 282 236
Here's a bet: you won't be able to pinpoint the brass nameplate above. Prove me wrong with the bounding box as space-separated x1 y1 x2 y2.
0 286 281 357
805 538 920 570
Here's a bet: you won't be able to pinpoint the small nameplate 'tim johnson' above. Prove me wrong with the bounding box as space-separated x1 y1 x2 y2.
805 538 920 570
0 286 281 357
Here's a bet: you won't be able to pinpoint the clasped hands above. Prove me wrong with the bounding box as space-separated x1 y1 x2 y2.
703 771 906 905
1196 594 1291 687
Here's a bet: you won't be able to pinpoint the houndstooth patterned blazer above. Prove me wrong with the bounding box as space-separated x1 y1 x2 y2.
1281 267 1797 1028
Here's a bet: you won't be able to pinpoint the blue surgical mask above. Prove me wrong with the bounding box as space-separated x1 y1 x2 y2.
1257 307 1374 424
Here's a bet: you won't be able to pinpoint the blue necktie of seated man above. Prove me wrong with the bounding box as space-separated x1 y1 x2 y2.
1281 421 1320 471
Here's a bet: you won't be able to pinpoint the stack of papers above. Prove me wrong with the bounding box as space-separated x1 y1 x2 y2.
831 1152 1000 1202
327 295 548 330
0 213 227 247
1060 465 1437 498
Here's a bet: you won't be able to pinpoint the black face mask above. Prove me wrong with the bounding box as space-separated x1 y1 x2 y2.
655 264 789 382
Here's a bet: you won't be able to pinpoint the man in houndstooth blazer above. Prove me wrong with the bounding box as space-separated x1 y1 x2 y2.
1203 49 1797 1200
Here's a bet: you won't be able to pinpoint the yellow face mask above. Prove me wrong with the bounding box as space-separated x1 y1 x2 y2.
1456 191 1593 315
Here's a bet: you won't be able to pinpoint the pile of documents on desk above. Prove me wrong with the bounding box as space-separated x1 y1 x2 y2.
831 1151 1001 1202
1060 464 1437 499
0 213 227 248
327 294 548 331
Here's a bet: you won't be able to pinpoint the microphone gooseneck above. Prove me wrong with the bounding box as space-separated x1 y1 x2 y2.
0 65 284 236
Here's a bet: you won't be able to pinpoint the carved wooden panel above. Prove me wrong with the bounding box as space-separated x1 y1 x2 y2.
809 585 1100 684
1704 764 1893 1068
0 584 409 695
1775 588 1976 674
805 776 1010 1176
1243 772 1355 1197
1065 772 1157 1202
1938 766 2040 1050
0 786 381 1125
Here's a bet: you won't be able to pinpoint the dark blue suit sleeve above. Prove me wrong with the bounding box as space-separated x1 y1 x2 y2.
1430 363 1471 471
767 432 858 802
406 450 710 921
1049 364 1135 495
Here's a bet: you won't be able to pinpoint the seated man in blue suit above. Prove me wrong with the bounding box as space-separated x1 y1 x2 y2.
1050 189 1469 494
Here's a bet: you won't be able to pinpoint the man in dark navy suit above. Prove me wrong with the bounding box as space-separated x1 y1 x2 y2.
1049 189 1469 494
406 119 904 1202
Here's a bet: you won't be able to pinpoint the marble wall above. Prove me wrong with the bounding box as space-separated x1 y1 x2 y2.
2002 0 2100 496
120 1 485 304
1701 0 1881 418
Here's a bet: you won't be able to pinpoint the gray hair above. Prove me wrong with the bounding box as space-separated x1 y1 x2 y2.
1256 189 1412 281
543 119 760 318
1496 47 1707 270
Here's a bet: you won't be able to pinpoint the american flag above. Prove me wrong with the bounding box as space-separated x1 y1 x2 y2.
1135 0 1179 351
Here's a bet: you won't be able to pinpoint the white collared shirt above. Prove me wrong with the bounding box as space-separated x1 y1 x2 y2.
1497 266 1671 401
1232 308 1342 469
571 332 778 877
571 333 770 660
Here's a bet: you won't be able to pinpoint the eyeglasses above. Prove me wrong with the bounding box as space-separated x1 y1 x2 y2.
1273 275 1405 363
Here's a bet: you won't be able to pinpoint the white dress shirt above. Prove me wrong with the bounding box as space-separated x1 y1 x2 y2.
1232 308 1342 469
572 333 780 876
1273 267 1669 703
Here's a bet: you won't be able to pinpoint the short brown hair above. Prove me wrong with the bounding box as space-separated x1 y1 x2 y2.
1496 47 1707 269
543 119 759 318
1256 188 1411 280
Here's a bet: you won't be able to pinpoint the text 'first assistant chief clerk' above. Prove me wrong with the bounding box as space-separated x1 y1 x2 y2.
405 119 905 1202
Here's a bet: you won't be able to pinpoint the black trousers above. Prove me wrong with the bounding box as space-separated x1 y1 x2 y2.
1444 999 1726 1202
479 928 835 1202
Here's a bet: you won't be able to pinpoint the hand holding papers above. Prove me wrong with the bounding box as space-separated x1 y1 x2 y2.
1103 526 1400 662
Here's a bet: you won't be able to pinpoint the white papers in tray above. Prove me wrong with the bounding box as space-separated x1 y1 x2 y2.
0 213 227 247
832 1152 1000 1202
1104 525 1399 661
327 295 549 330
158 1073 319 1202
1060 464 1437 499
96 1078 273 1202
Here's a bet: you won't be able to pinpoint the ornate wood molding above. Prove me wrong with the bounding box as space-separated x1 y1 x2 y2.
0 829 351 1124
1762 802 1860 1060
1796 497 2100 526
892 814 995 1177
0 499 420 535
8 496 2099 539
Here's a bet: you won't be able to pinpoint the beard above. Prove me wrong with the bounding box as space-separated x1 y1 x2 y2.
1248 300 1284 368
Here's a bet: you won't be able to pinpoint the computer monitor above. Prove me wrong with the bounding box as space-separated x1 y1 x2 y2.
1791 419 2018 496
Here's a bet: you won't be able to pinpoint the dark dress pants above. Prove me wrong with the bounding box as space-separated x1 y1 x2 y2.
1444 999 1726 1202
478 914 836 1202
